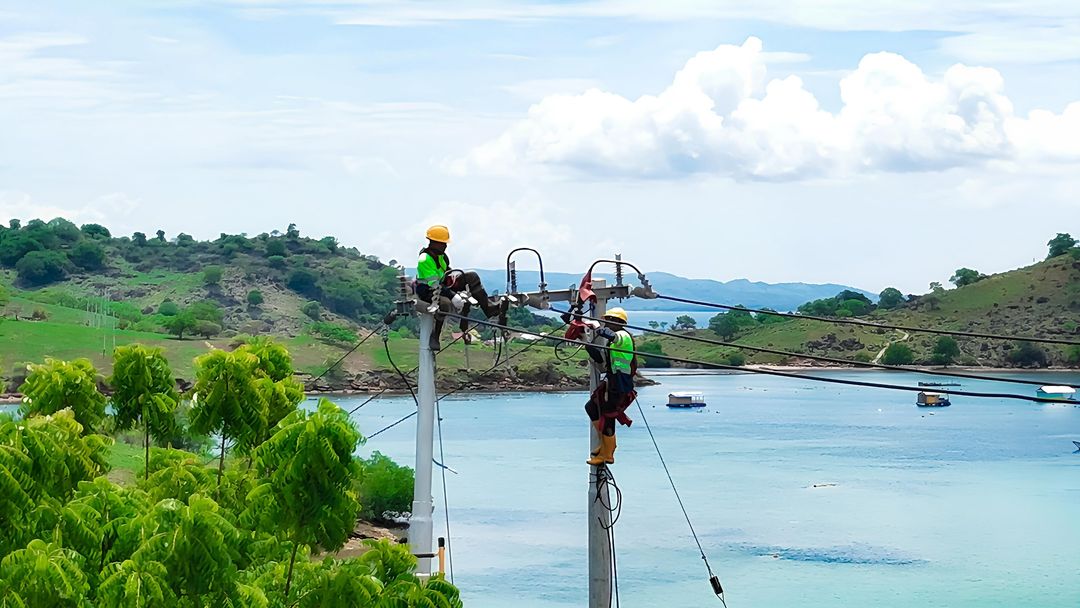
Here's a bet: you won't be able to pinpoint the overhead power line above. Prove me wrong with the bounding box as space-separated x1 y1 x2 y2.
445 312 1067 404
653 294 1080 347
551 308 1049 388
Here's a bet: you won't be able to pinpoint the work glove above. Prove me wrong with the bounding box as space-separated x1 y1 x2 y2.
451 293 467 313
596 327 617 340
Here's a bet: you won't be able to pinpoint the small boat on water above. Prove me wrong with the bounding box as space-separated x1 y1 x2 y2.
917 391 951 407
667 392 706 408
918 382 961 387
1036 386 1077 401
1073 441 1080 451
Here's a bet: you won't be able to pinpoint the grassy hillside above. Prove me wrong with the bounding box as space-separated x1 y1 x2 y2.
645 254 1080 369
0 219 574 389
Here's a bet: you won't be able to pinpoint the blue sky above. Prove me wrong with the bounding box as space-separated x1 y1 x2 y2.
1 1 1078 293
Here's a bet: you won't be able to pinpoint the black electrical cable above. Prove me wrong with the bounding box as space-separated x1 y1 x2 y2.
309 325 384 384
444 312 1066 404
634 397 727 607
551 307 1051 388
654 294 1080 347
366 411 417 439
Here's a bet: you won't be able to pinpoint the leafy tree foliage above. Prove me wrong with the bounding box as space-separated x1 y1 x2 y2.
355 451 414 522
1047 233 1077 258
949 267 986 288
635 340 671 369
132 232 147 246
0 538 90 607
191 350 267 493
709 313 740 340
878 287 904 310
265 239 287 257
158 299 179 316
163 311 197 339
70 241 106 270
16 250 70 285
309 321 359 345
80 224 111 239
19 358 107 433
931 336 961 366
1007 341 1047 367
238 337 305 440
188 299 224 324
1066 345 1080 367
301 300 321 320
110 346 179 479
672 315 697 330
247 290 264 306
203 265 223 286
881 343 915 365
247 399 362 599
195 320 223 339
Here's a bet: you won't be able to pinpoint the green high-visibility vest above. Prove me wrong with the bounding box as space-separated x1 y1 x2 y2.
609 329 634 374
417 251 448 289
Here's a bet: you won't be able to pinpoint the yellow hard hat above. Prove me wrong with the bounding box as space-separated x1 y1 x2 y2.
425 225 450 243
603 307 628 323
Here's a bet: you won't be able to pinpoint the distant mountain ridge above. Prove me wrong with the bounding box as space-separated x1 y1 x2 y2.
472 269 873 312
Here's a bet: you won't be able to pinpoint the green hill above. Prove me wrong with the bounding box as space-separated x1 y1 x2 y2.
644 252 1080 369
0 218 576 390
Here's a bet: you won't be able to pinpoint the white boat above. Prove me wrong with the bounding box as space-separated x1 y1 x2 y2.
667 392 706 408
1036 386 1077 401
917 391 951 407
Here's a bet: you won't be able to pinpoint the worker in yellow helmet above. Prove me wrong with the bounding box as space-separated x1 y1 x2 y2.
416 225 507 350
583 307 637 465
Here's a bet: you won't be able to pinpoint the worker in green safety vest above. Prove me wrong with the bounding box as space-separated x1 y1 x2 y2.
416 224 507 351
584 307 636 465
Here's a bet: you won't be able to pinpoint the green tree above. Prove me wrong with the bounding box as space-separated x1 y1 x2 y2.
265 239 287 257
19 358 107 433
878 287 904 310
1007 341 1047 367
194 320 222 339
1066 345 1080 367
80 223 111 239
163 311 197 340
301 300 321 320
673 315 697 330
70 240 106 270
188 299 224 324
839 299 871 316
949 267 986 288
709 313 739 340
247 399 362 600
203 265 223 286
0 539 90 607
929 281 944 293
931 336 961 366
246 290 264 307
635 339 671 369
15 250 69 285
881 343 915 365
648 320 659 330
132 232 147 246
154 230 166 242
157 299 179 316
1047 233 1077 258
237 337 304 436
287 269 319 297
190 350 267 494
110 345 180 479
355 451 414 523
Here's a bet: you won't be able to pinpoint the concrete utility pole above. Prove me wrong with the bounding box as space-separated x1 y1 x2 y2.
410 312 437 575
400 256 653 597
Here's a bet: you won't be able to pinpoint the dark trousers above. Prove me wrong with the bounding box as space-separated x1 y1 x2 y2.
585 372 633 435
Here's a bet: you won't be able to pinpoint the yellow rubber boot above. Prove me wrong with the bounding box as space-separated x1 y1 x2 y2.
587 434 615 466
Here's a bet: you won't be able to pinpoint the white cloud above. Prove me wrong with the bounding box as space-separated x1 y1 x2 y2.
0 191 141 226
500 78 600 101
455 37 1080 181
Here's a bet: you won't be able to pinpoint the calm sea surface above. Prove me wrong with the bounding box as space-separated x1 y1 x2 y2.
318 370 1080 608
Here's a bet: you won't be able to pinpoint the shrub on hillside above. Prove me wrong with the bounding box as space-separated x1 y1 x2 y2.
881 343 915 365
194 320 222 339
309 321 357 345
636 340 671 368
247 290 264 306
1007 342 1047 367
158 299 179 316
301 300 321 320
70 240 105 270
202 265 223 286
15 250 69 285
1066 345 1080 367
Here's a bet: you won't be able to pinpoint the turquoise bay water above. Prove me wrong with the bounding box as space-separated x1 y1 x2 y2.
324 370 1080 607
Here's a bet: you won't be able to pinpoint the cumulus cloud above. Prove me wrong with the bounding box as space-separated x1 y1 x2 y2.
456 37 1080 181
